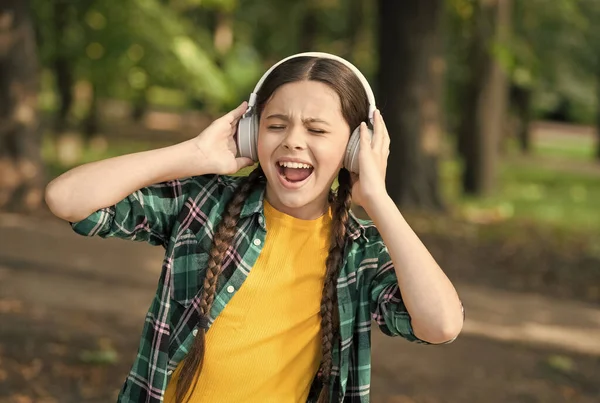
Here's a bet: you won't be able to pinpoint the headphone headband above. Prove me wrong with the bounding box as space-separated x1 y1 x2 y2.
247 52 376 122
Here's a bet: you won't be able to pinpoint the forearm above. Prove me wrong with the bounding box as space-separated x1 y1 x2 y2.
364 194 463 344
45 139 206 222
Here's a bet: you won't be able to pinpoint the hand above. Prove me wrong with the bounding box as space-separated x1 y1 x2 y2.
193 101 255 174
351 109 390 209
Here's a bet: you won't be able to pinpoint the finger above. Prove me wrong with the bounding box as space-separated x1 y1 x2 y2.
371 109 383 150
235 157 255 171
224 101 248 123
230 107 245 126
359 122 371 151
230 115 243 128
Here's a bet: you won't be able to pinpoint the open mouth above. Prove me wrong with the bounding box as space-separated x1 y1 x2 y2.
276 161 314 184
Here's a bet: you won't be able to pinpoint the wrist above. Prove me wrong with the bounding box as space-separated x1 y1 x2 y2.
148 140 207 182
361 191 393 219
175 139 214 177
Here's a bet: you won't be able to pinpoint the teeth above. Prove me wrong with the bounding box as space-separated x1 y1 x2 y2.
278 161 312 169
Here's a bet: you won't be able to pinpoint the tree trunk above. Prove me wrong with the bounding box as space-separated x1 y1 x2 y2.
131 88 149 122
52 0 73 133
596 69 600 161
343 0 363 60
378 0 445 210
511 85 532 154
299 2 318 52
0 0 45 212
458 0 512 195
83 82 98 142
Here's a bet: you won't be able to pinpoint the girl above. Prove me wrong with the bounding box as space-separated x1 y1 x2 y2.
45 53 464 403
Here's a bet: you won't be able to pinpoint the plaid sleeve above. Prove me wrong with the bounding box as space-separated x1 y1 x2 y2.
370 244 464 344
369 244 432 343
70 178 195 247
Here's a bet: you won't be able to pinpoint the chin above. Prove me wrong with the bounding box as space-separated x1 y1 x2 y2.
268 183 318 207
275 193 314 209
265 181 330 219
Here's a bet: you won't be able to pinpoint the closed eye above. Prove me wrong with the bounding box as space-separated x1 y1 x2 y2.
266 125 326 134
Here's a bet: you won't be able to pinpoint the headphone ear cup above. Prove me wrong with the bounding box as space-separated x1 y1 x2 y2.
236 114 260 162
343 124 373 174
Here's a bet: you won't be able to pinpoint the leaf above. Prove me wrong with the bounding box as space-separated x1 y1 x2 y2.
546 354 575 373
172 36 234 103
79 348 119 365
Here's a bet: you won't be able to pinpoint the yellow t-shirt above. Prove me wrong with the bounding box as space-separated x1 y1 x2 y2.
164 200 331 402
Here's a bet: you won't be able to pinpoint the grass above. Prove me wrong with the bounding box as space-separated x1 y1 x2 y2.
534 136 597 160
446 162 600 232
434 133 600 254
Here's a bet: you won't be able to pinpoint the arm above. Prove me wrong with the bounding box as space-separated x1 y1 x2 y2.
46 102 253 223
46 140 203 222
365 197 463 343
353 110 464 344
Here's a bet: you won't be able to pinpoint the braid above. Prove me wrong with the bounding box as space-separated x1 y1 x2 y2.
176 167 264 403
317 168 353 403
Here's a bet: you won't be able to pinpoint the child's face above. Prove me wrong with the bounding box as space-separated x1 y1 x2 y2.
257 80 350 220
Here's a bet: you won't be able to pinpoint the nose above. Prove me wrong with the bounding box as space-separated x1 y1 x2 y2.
282 126 306 151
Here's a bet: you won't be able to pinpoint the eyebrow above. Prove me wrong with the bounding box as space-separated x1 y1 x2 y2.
265 114 331 126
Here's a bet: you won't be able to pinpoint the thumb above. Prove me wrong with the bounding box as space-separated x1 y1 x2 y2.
235 157 255 171
225 101 249 123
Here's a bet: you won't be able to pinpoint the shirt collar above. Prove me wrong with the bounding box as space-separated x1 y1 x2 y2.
239 179 266 220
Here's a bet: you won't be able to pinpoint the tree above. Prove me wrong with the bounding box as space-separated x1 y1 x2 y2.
342 0 364 60
596 73 600 160
299 1 318 52
51 0 74 133
0 0 45 212
457 0 512 195
378 0 445 209
580 0 600 161
510 84 532 153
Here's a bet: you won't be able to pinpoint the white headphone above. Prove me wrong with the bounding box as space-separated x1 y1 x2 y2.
236 52 376 173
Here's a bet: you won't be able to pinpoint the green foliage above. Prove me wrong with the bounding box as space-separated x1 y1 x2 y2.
445 0 600 125
440 130 600 235
30 0 381 114
464 163 600 231
28 0 600 209
30 0 265 111
510 0 600 123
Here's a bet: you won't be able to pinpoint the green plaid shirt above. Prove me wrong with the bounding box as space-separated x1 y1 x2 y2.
71 174 433 403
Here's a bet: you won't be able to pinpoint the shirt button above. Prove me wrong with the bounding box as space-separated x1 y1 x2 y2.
258 216 264 225
253 238 261 246
227 285 235 293
167 370 173 376
192 329 198 337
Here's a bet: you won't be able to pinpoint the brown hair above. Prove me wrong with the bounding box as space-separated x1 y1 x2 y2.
176 57 369 403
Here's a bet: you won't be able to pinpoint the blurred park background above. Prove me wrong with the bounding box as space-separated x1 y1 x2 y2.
1 0 600 402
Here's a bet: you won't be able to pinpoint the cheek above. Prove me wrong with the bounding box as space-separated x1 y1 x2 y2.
257 130 275 165
313 138 348 169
